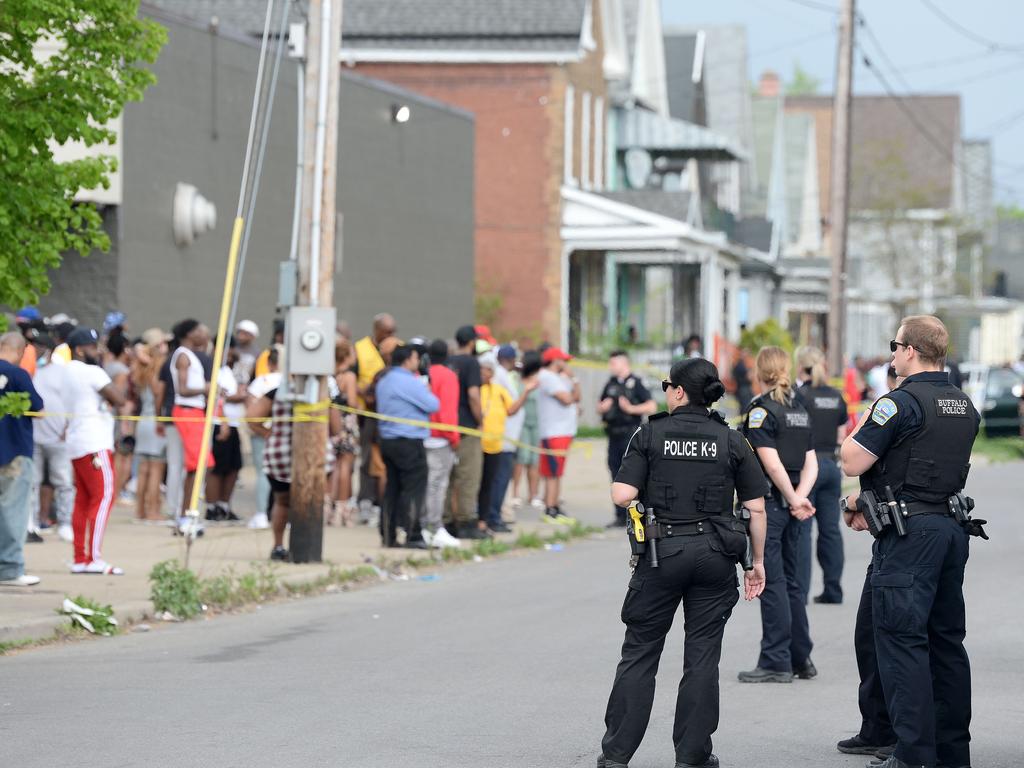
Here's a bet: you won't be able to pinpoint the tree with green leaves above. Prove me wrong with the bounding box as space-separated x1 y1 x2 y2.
786 62 821 96
0 1 165 324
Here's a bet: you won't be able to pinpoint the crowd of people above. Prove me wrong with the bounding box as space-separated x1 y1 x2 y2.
0 308 614 584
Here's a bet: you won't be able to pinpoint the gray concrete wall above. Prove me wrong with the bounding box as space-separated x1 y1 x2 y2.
42 9 474 342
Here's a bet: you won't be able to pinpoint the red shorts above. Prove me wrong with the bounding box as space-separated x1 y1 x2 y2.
539 436 572 478
172 405 215 473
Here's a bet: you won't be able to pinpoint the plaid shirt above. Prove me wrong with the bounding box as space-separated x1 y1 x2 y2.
262 393 335 483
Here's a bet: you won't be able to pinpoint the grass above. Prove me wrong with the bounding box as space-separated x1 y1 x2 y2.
972 434 1024 463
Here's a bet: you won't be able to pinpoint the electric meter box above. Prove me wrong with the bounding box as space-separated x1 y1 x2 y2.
286 306 336 375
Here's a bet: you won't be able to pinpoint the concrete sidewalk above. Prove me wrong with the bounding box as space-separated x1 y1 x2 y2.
0 439 613 644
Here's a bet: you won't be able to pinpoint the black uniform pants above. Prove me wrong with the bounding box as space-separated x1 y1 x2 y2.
379 438 427 546
757 496 813 671
797 455 845 603
855 562 894 746
606 433 631 523
872 514 971 767
601 535 739 765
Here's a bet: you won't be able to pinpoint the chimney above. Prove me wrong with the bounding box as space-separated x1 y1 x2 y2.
759 70 781 98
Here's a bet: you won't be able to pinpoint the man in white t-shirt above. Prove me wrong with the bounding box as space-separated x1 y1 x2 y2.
30 337 75 541
206 342 248 522
536 347 580 524
62 328 126 575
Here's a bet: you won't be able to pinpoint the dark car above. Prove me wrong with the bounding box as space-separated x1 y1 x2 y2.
978 366 1023 437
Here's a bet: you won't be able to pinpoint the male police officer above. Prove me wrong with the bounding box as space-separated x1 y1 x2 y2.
597 358 767 768
840 315 982 768
597 350 656 528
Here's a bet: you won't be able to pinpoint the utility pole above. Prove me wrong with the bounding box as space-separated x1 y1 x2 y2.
289 0 342 563
828 0 855 375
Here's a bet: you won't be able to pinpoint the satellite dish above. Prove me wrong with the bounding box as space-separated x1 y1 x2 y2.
624 148 653 189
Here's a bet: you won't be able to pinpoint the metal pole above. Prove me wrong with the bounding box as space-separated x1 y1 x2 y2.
827 0 855 374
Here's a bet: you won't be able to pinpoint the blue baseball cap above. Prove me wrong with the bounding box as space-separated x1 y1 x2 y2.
16 306 40 322
496 344 517 360
104 311 126 333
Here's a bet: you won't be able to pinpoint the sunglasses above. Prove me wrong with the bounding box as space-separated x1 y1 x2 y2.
889 339 910 353
661 379 680 392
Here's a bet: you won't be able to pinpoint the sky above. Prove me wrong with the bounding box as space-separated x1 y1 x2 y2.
661 0 1024 205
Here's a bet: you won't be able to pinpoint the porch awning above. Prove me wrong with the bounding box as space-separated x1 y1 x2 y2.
616 109 748 162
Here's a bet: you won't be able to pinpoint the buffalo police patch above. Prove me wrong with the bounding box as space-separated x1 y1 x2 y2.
871 397 898 426
747 407 768 429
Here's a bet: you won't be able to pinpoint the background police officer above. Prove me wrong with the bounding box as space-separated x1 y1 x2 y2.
597 358 768 768
841 315 980 768
738 346 818 684
794 345 849 604
597 350 656 528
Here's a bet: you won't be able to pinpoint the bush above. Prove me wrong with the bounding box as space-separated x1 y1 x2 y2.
739 319 794 357
149 560 203 619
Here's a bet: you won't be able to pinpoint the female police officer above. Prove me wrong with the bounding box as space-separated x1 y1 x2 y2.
597 358 768 768
737 346 818 684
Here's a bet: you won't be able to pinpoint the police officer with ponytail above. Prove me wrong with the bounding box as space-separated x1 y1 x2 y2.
738 345 818 684
597 359 768 768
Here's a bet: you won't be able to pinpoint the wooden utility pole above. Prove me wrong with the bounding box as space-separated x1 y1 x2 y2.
828 0 855 374
290 0 342 563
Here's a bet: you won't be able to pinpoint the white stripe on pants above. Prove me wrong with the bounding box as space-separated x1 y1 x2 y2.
93 451 115 562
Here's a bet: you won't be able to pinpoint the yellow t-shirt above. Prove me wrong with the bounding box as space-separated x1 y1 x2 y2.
253 348 271 378
355 336 385 408
52 343 71 365
480 382 513 454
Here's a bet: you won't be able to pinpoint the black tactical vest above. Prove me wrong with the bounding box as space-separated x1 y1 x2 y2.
797 383 847 452
744 391 812 483
642 407 735 525
862 379 978 503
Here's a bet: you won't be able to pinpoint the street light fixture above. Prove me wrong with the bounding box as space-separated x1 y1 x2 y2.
391 104 410 123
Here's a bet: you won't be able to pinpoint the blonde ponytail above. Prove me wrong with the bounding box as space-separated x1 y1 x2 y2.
795 345 827 387
755 346 793 405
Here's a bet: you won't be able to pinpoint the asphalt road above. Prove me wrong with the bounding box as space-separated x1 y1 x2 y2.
3 462 1020 768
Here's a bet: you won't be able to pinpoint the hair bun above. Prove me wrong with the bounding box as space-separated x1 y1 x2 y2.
702 379 725 404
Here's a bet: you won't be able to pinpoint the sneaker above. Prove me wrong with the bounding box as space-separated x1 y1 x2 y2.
247 512 270 530
81 560 124 576
57 524 74 542
737 666 794 683
367 505 381 528
510 497 523 510
458 526 489 540
675 756 719 768
0 574 41 586
25 530 44 544
176 517 205 537
543 507 577 526
270 546 289 561
223 508 242 523
430 527 462 549
488 521 512 534
837 735 895 756
530 497 545 510
205 506 225 522
596 756 628 768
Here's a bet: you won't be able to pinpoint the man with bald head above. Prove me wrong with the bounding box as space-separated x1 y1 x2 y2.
0 331 43 586
353 313 396 523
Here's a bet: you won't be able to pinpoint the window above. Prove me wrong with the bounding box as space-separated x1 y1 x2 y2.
564 84 576 186
581 91 591 189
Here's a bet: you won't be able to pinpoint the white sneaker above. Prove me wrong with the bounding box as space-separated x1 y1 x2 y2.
57 524 74 542
368 505 381 529
0 574 40 586
82 560 124 576
247 512 270 530
430 527 462 549
177 516 205 537
530 497 545 510
510 497 523 510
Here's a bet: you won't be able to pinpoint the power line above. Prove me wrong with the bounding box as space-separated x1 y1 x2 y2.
918 0 1024 53
779 0 839 13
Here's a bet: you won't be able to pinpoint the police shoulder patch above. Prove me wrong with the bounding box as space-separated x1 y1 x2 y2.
871 397 898 426
747 407 768 429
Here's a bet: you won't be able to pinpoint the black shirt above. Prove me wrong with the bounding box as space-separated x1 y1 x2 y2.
158 357 175 418
448 354 481 429
615 405 769 503
600 373 653 436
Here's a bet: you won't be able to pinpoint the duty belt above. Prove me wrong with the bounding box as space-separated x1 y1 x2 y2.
903 500 955 518
646 520 709 539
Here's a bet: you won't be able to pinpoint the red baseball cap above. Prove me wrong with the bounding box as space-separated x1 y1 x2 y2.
541 346 572 364
474 324 497 345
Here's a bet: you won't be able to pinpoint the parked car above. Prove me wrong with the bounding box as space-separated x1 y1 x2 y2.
961 365 1023 437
